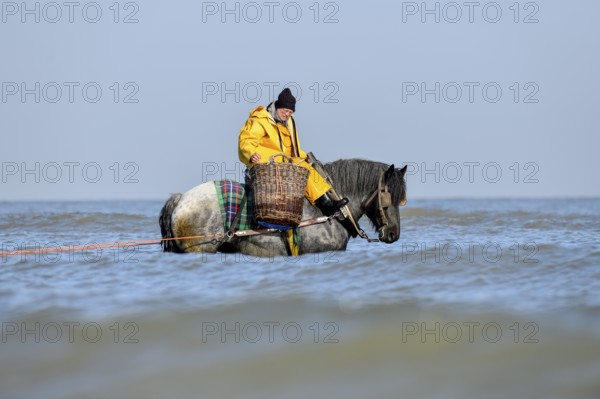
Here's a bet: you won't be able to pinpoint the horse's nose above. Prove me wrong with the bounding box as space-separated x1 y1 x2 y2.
387 231 396 242
379 227 399 243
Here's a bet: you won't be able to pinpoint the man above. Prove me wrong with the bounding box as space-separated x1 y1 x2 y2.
238 88 348 216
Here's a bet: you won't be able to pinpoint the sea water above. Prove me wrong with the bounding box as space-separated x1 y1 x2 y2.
1 199 599 399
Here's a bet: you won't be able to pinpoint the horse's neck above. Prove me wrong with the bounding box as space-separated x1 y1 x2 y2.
324 161 378 221
344 192 367 221
330 181 372 223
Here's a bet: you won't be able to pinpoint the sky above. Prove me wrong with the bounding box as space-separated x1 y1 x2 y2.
1 0 599 200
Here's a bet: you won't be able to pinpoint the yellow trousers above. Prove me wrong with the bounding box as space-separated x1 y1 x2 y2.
295 158 331 204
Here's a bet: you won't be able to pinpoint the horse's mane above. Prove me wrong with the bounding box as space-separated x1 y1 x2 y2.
323 159 406 206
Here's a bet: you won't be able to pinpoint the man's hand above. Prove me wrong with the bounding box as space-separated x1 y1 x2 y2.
250 153 262 164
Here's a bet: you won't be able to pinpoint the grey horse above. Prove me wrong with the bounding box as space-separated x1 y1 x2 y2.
159 159 407 256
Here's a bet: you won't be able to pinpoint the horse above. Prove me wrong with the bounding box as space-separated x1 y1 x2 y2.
159 159 407 257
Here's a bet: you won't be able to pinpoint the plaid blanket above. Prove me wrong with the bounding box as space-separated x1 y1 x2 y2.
214 180 255 231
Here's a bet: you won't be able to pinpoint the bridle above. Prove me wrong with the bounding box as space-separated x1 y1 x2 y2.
360 170 393 236
347 169 399 242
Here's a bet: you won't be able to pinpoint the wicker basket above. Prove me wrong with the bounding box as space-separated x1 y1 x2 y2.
250 154 310 227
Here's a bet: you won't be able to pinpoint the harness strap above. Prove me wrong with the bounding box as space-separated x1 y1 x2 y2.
222 189 248 243
361 170 389 229
234 215 332 237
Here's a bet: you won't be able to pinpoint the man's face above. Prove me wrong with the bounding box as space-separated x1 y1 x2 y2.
276 108 294 121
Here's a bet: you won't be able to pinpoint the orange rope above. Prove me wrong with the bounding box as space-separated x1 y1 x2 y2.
0 234 224 258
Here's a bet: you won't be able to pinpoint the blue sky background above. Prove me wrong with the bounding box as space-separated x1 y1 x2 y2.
1 0 599 200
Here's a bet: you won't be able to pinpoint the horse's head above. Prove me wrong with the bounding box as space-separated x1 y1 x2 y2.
361 164 408 243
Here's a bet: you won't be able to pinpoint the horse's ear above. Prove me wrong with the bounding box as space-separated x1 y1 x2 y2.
398 165 408 177
384 164 395 182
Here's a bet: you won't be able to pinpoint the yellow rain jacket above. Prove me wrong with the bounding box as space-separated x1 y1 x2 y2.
238 106 330 204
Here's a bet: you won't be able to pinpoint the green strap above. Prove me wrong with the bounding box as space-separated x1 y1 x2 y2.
225 190 248 239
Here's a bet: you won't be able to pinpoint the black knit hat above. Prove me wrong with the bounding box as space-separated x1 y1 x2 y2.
274 88 296 112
